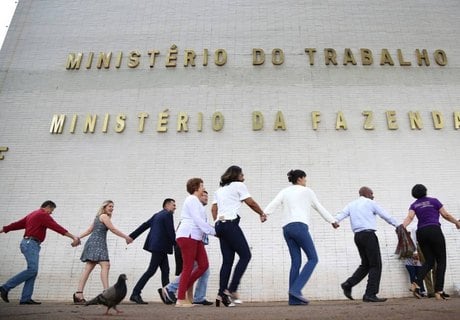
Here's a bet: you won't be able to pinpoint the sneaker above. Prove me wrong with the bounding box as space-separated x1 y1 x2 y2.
19 299 41 305
163 287 177 303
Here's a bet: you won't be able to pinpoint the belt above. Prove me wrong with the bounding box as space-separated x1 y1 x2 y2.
357 229 375 233
217 217 238 223
24 236 41 243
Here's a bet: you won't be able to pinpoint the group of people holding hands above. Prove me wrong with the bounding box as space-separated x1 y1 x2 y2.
1 165 459 307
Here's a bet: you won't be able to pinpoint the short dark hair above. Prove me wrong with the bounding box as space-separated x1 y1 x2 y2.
411 184 427 199
186 178 203 194
41 200 56 209
287 169 306 184
162 198 175 208
220 165 242 186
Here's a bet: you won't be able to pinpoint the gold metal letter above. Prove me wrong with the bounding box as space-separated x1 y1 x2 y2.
0 146 8 160
380 49 394 66
86 52 94 69
274 111 286 131
128 51 141 68
408 111 423 130
272 49 284 65
386 111 398 130
434 50 447 66
454 112 460 130
66 53 83 70
431 111 444 129
115 51 123 68
184 50 196 67
212 112 224 131
157 110 169 132
416 49 430 66
305 48 316 66
166 45 178 67
324 48 337 65
148 50 160 68
253 48 265 65
96 52 112 69
252 111 264 131
360 48 373 65
70 114 77 133
397 49 411 66
203 49 209 66
115 114 126 133
50 114 66 134
343 48 356 65
214 49 227 66
177 112 189 132
335 111 347 130
197 112 203 132
311 111 321 130
138 112 149 132
362 111 375 130
84 114 97 133
102 113 110 133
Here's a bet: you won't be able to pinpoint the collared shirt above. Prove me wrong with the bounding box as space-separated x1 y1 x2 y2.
335 196 397 233
176 194 215 241
212 181 251 220
264 185 335 227
2 208 68 242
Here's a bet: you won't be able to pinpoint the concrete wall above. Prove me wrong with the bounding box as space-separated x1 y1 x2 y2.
1 0 459 302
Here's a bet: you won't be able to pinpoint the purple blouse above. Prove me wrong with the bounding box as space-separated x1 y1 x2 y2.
409 196 442 229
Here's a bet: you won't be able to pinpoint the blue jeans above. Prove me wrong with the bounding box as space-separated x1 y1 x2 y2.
283 222 318 303
167 264 210 302
2 239 40 302
215 217 252 296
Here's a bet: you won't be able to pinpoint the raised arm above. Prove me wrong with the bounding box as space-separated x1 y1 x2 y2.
439 207 460 229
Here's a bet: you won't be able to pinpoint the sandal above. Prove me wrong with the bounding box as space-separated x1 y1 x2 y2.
73 291 86 304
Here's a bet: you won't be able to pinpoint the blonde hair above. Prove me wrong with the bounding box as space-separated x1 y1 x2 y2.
97 200 114 217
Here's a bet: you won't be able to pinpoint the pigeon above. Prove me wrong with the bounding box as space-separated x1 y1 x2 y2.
85 274 128 315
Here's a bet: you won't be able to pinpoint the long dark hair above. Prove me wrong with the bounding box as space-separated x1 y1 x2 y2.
287 169 306 184
220 165 242 186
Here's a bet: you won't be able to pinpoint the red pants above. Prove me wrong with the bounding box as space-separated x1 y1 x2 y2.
176 237 209 300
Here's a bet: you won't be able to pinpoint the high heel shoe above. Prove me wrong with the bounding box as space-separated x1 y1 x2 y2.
224 289 242 304
435 292 450 300
216 294 235 307
73 291 86 304
410 282 422 299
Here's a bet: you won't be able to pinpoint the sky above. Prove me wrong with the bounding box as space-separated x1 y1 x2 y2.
0 0 18 49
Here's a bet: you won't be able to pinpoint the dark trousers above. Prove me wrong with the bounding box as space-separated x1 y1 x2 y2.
346 231 382 296
416 225 446 292
215 216 252 296
132 251 169 295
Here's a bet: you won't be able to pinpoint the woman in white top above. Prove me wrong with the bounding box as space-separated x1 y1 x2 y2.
176 178 215 307
212 165 267 307
264 169 337 305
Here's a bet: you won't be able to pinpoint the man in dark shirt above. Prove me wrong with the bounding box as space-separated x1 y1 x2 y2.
0 200 80 305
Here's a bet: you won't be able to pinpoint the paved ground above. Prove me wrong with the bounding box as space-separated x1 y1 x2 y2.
0 297 459 320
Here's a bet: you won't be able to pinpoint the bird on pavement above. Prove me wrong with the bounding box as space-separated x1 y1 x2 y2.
85 274 128 315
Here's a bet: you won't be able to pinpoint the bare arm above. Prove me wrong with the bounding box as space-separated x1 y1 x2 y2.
100 215 133 243
402 210 416 228
243 197 267 222
211 203 218 221
439 207 460 229
78 222 94 239
63 231 80 247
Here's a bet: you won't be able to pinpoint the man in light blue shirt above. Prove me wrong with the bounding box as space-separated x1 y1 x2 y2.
335 186 398 303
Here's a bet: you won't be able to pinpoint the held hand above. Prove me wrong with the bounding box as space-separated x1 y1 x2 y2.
126 236 134 245
71 237 80 247
332 222 340 229
260 213 267 223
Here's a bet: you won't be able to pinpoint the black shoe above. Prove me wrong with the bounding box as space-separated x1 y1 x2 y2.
193 299 213 305
363 294 387 302
0 286 9 303
157 288 173 305
341 282 354 300
19 299 41 305
130 294 148 304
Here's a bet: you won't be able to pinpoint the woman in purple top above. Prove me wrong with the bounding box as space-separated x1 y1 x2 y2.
402 184 460 300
